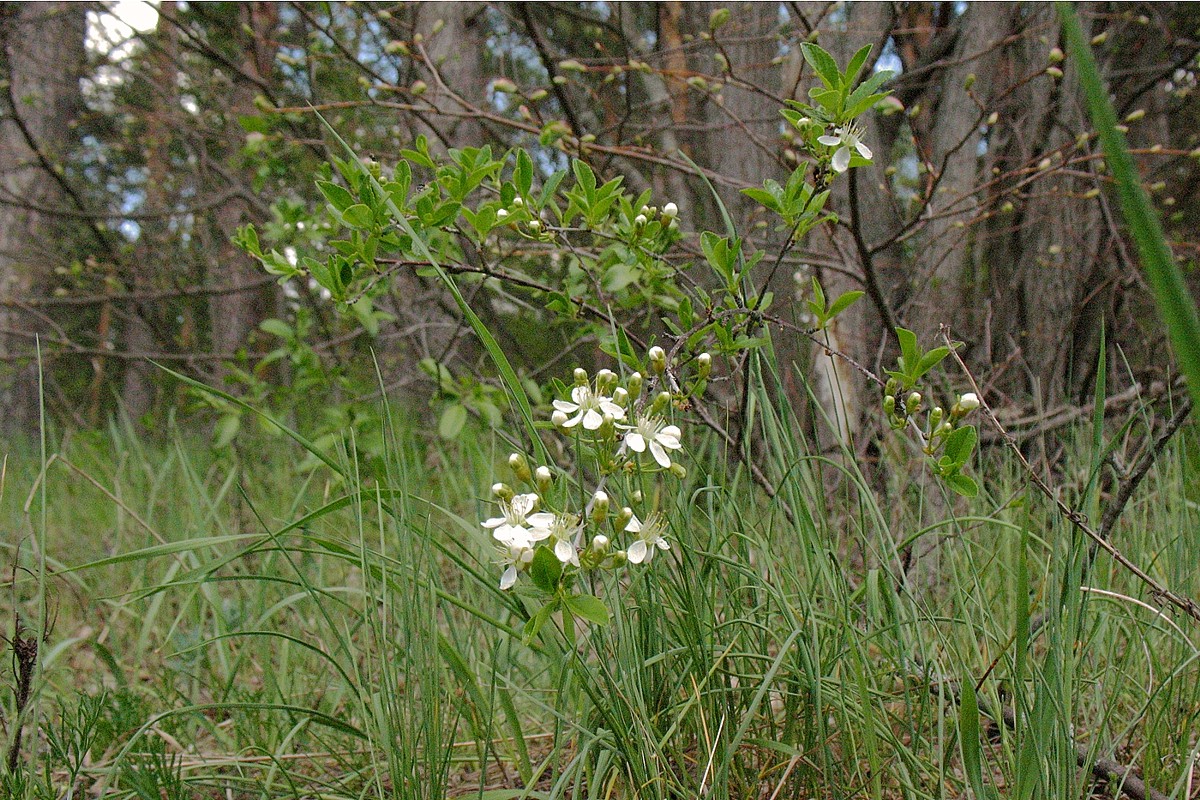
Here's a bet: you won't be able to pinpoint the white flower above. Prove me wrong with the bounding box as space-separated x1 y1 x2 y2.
621 415 682 468
552 385 626 430
547 514 582 566
497 542 535 590
958 392 980 411
624 513 670 564
817 124 872 173
482 492 554 548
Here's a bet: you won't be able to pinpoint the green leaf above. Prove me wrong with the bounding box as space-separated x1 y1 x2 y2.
895 327 919 373
913 346 951 380
827 290 863 319
529 546 562 593
945 472 979 498
801 42 841 89
942 425 977 465
564 593 610 627
258 318 292 339
514 148 533 197
845 44 872 84
741 186 782 213
342 203 373 227
572 158 596 197
437 404 467 439
317 180 355 213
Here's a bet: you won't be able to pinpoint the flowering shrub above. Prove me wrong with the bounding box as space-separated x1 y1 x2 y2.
481 350 704 643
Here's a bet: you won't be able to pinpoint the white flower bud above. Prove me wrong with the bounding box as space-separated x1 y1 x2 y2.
528 219 542 233
574 367 589 385
491 482 513 501
591 534 609 551
511 196 523 207
958 392 980 411
535 466 553 493
496 208 509 220
662 202 678 219
508 452 531 483
634 214 648 227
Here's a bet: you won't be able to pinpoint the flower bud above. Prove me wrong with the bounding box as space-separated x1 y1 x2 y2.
928 406 944 432
648 346 667 374
596 368 617 394
496 208 509 221
669 462 687 479
591 491 610 523
535 466 553 494
574 367 589 386
591 534 609 552
508 452 532 483
631 490 644 504
884 378 899 398
662 201 678 219
528 219 542 233
906 392 922 414
650 391 672 415
883 395 896 416
612 386 629 407
939 421 953 435
599 413 616 439
696 352 712 379
1048 47 1064 63
491 482 514 501
616 506 633 529
626 372 643 399
634 214 648 227
1046 66 1064 79
511 196 523 208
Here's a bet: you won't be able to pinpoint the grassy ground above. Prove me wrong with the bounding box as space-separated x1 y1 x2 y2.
0 391 1197 799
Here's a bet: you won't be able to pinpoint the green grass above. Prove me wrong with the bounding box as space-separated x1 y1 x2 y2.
0 385 1197 799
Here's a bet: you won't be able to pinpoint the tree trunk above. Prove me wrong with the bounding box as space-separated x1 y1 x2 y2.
0 3 86 437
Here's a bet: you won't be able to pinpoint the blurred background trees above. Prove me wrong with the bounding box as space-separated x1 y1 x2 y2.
1 1 1196 447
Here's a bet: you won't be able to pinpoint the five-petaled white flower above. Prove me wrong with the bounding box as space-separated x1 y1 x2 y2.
553 385 626 430
482 492 554 549
546 513 582 566
621 415 682 468
497 542 535 590
817 124 872 173
624 513 670 564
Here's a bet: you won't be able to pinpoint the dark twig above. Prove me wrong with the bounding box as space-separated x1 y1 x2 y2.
942 327 1200 625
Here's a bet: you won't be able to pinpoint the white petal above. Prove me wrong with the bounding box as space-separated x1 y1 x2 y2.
817 135 841 147
582 409 604 430
856 141 872 160
626 432 647 452
657 426 681 448
570 386 591 403
831 147 850 173
655 537 671 550
627 540 647 564
554 539 575 563
624 514 642 533
553 399 578 412
649 441 672 468
500 565 517 590
511 493 537 516
599 399 626 418
481 516 505 529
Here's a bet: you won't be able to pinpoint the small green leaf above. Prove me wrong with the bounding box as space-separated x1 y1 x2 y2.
342 203 373 227
895 327 919 372
801 43 841 89
943 425 977 465
515 149 533 197
913 346 951 380
564 593 610 627
522 599 558 645
438 404 468 439
945 472 979 498
844 44 872 84
827 290 864 319
529 546 562 593
258 319 292 339
317 180 355 213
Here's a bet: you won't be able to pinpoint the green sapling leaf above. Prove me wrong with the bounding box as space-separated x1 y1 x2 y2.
564 593 610 627
529 546 562 593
